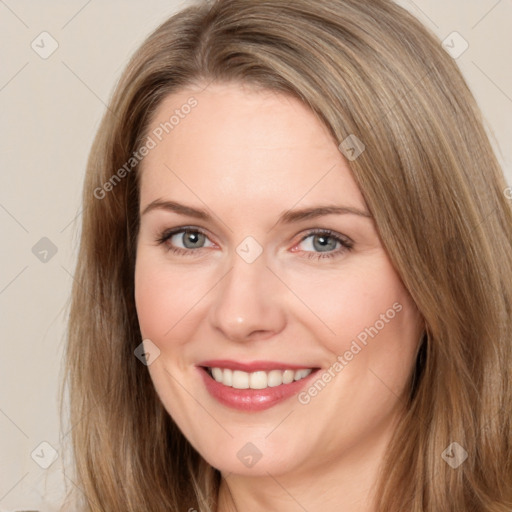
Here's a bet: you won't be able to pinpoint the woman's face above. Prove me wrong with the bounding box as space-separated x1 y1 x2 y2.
135 82 423 478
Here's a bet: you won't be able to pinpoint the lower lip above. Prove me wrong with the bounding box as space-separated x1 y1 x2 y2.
198 367 318 412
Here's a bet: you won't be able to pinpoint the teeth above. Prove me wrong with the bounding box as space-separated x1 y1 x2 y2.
232 370 249 389
209 367 313 389
223 368 233 386
294 369 311 381
250 371 267 389
211 367 223 381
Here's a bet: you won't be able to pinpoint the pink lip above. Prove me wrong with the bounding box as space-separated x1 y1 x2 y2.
197 363 319 412
198 359 313 372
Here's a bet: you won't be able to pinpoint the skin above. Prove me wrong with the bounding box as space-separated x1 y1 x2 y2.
134 81 424 512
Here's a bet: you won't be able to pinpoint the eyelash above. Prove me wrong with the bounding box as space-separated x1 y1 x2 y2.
155 227 354 261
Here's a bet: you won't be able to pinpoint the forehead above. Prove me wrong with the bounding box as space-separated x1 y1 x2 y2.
138 82 365 215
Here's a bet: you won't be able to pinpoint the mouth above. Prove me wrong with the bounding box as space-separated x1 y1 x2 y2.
197 360 320 411
204 366 314 389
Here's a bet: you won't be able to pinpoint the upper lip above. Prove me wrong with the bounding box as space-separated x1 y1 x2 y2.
198 359 318 372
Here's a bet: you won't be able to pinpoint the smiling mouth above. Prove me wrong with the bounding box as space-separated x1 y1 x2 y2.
204 366 315 389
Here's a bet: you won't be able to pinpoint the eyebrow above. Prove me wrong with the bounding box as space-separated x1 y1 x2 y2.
141 199 372 224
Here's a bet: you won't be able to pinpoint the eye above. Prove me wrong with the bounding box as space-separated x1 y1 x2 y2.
156 227 214 255
300 233 339 252
155 227 353 260
170 230 211 249
294 229 353 260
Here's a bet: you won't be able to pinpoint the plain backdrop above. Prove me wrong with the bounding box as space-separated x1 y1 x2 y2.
0 0 511 510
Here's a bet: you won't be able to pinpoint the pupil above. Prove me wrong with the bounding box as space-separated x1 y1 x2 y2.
313 235 336 252
184 231 204 248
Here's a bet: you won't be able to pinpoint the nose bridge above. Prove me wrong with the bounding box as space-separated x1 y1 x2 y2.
209 249 286 341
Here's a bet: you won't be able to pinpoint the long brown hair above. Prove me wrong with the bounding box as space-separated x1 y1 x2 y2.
61 0 512 510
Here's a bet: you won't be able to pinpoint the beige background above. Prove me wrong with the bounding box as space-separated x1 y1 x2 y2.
0 0 510 510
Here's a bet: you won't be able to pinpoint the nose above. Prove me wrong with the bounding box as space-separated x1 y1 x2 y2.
208 251 287 343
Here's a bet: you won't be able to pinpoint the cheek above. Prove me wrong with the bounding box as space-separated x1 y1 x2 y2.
134 253 224 362
285 256 415 355
135 246 421 368
285 256 423 404
134 256 192 342
135 262 168 341
323 263 421 398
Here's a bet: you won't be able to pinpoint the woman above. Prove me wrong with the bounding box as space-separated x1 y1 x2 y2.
62 0 512 510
